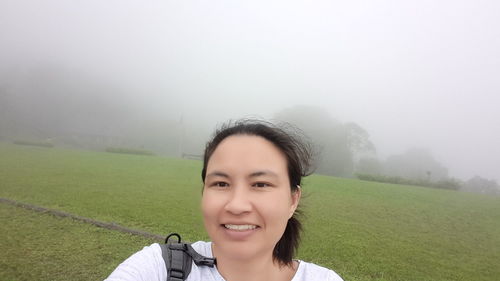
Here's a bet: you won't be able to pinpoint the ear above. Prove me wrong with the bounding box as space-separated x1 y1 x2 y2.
289 187 301 218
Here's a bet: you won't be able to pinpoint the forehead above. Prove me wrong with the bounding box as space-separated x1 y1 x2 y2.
207 135 288 173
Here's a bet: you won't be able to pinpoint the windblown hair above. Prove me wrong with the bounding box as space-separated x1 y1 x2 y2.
201 119 314 266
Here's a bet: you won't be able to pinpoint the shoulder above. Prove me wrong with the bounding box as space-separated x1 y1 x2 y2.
294 260 344 281
190 241 214 257
105 243 166 281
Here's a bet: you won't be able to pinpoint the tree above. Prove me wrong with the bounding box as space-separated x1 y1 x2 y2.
274 105 375 177
344 122 376 154
355 157 383 175
462 176 500 195
383 148 449 181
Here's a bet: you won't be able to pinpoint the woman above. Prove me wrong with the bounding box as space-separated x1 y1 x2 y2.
106 120 344 281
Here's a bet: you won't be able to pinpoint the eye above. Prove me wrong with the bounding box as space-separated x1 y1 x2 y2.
252 182 271 188
211 181 229 188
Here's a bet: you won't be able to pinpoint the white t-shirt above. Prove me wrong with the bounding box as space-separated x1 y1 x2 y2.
105 241 344 281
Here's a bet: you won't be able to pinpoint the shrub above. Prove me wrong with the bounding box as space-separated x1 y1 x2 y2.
433 178 462 190
105 147 154 156
356 173 463 191
356 173 414 185
13 140 54 148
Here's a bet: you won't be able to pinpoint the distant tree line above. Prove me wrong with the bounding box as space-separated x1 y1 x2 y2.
274 105 499 196
355 173 462 190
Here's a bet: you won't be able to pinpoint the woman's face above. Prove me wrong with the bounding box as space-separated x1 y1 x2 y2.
201 135 300 261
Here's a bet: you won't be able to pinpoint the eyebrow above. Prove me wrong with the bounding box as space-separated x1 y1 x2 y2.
205 171 230 179
205 170 279 179
248 170 279 178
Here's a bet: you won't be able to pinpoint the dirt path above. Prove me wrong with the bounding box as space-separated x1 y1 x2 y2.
0 197 164 241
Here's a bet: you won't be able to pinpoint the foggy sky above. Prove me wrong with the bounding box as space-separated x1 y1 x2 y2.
1 0 499 181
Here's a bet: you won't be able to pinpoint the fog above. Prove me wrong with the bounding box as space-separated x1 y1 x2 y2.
1 0 499 182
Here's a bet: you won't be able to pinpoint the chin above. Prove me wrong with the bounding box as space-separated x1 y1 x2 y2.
213 239 270 261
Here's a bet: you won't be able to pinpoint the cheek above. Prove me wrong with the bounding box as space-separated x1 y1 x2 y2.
201 194 212 218
260 194 294 221
201 192 221 221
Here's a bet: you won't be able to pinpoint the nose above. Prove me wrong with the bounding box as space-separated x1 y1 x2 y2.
224 184 252 215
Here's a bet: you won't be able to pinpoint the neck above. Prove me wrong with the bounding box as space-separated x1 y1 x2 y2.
212 246 296 281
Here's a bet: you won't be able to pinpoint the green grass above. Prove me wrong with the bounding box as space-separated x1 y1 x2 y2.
0 203 154 281
0 142 206 240
1 142 499 281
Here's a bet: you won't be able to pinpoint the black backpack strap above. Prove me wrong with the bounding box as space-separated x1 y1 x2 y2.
160 233 216 281
184 244 216 267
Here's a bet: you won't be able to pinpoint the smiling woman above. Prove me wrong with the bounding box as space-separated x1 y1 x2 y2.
105 120 344 281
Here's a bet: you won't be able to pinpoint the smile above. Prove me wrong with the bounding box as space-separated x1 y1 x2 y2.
223 224 258 231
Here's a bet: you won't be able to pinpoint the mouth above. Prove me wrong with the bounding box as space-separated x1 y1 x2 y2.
222 224 259 231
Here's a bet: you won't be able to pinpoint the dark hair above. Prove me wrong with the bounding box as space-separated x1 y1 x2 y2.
201 119 313 266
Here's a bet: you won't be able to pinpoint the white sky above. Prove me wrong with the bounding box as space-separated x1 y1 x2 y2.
1 0 499 181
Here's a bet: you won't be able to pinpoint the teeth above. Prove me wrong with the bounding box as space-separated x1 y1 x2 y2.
224 224 257 230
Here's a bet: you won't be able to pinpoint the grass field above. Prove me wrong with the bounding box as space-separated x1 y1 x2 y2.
0 203 154 281
1 142 499 281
